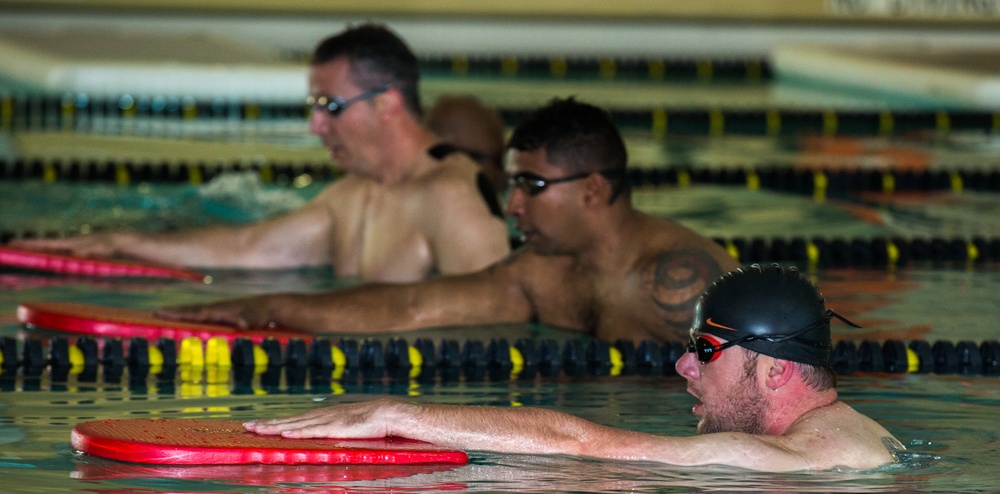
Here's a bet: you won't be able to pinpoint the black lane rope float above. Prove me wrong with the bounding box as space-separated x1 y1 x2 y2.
631 166 1000 194
0 156 341 185
419 55 771 82
236 52 772 83
4 158 1000 195
4 234 997 268
713 235 1000 267
2 335 998 390
4 92 999 137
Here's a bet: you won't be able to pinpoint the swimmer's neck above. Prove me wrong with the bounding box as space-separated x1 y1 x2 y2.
371 122 441 185
766 388 839 435
573 208 646 271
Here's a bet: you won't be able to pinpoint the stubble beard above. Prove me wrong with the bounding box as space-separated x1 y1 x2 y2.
696 370 769 435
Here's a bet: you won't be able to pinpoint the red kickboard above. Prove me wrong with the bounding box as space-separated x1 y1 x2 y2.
0 246 207 281
71 462 466 486
72 418 469 466
17 301 310 344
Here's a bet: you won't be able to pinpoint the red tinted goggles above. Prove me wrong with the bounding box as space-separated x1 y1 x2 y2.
687 334 744 364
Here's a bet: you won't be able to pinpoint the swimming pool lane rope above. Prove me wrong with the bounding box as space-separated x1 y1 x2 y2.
2 334 998 389
4 156 1000 268
3 92 1000 137
4 156 1000 195
2 232 995 268
714 235 1000 267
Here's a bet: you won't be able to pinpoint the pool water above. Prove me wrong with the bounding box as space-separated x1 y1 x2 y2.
3 114 1000 492
0 173 324 240
2 165 1000 492
0 356 997 492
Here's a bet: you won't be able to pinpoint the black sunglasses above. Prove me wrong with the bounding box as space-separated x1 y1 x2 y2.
306 85 390 116
687 310 860 364
507 169 622 197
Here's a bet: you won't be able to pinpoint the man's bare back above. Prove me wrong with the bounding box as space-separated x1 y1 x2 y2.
319 151 508 281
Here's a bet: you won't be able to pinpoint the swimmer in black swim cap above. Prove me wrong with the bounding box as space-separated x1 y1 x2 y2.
689 263 860 367
247 262 903 471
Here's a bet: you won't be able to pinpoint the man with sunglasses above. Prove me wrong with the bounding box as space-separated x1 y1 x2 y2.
244 264 903 471
156 97 737 344
14 24 509 283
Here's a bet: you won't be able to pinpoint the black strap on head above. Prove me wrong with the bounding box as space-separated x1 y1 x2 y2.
476 173 505 219
428 143 459 160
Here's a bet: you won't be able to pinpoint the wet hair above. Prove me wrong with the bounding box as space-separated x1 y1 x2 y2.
311 23 422 116
799 360 837 390
508 97 629 202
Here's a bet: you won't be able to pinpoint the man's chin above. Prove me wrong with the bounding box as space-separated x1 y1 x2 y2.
519 234 541 250
696 418 721 435
527 243 558 257
520 236 563 256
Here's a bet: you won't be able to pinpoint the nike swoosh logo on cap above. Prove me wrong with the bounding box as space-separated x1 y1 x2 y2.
705 318 738 331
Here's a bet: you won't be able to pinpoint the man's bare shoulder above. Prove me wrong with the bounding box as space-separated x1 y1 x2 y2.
309 174 372 211
781 402 902 470
637 215 731 257
633 247 725 336
417 151 481 183
614 214 736 340
492 247 576 275
400 152 487 203
315 173 368 195
631 215 735 283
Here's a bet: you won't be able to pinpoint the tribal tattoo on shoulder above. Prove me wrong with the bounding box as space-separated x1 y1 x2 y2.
647 249 724 333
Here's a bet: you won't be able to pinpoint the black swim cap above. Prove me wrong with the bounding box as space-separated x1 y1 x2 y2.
691 263 845 366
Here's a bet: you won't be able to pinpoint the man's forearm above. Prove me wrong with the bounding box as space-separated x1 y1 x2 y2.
393 402 596 455
266 286 426 334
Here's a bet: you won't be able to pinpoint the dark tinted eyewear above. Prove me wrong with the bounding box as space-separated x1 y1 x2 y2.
306 85 390 116
507 169 622 197
687 334 747 364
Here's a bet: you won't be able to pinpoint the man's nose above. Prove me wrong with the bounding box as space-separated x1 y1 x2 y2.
675 350 700 381
308 110 327 135
504 187 524 217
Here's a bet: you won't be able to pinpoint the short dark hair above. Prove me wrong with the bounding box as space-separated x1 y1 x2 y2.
799 362 837 390
311 23 422 116
508 98 629 202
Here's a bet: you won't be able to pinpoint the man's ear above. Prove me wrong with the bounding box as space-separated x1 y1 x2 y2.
377 87 405 118
765 357 796 390
582 173 613 207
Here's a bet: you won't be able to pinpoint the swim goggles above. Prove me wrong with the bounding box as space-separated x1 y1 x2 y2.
306 84 391 116
507 169 623 197
687 310 860 364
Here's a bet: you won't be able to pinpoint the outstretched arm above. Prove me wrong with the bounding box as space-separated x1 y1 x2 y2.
10 190 335 270
154 255 535 333
243 399 836 471
245 398 624 456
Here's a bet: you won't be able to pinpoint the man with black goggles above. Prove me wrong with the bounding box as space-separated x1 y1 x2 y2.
15 24 510 284
246 264 904 472
156 97 737 345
